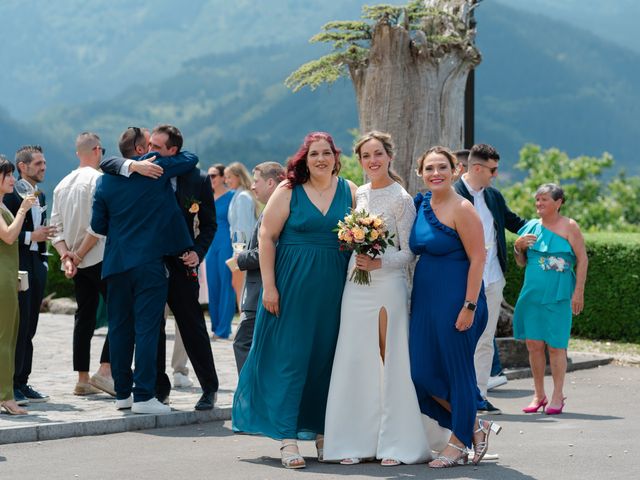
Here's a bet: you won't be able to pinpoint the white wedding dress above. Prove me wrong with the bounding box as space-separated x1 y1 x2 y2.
323 182 433 464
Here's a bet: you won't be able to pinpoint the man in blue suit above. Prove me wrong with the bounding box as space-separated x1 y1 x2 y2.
90 139 197 414
101 125 219 411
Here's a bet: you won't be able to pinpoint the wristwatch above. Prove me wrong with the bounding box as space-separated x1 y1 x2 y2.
463 300 477 312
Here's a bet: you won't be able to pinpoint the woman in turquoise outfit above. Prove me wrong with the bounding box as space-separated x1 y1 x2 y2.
513 183 588 415
232 132 356 469
204 164 236 338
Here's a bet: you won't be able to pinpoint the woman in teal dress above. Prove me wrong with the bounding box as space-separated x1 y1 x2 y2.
232 132 356 469
204 164 236 338
513 183 588 415
0 156 36 415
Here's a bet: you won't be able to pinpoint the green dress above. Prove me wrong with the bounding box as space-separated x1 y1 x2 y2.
232 177 351 440
0 206 20 401
513 219 577 349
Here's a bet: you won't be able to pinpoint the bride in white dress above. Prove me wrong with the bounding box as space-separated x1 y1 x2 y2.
323 131 432 465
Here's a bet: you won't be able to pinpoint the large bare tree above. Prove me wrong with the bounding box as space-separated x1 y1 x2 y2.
287 0 481 194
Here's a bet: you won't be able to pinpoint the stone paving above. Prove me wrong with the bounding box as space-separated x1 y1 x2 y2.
0 312 612 445
0 313 238 444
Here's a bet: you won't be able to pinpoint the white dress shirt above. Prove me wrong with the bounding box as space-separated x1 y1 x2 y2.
50 166 105 269
461 175 504 286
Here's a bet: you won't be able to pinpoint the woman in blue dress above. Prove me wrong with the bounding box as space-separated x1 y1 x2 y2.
232 132 357 469
409 146 501 468
204 164 236 338
513 183 588 415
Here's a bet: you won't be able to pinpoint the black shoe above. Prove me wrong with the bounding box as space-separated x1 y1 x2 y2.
18 384 49 403
13 388 29 406
156 392 170 405
478 400 502 415
195 391 217 411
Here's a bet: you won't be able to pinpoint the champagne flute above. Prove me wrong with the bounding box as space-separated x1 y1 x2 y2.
231 231 247 255
14 179 36 199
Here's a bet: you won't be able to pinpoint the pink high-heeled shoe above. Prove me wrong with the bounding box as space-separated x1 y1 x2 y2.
522 396 548 413
545 398 566 415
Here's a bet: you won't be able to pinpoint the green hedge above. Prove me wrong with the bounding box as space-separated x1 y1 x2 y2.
45 247 75 298
504 232 640 343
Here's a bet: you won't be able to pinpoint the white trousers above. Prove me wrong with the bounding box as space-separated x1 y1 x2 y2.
171 319 189 376
474 277 506 398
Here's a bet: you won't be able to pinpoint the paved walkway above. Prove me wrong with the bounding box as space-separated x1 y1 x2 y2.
0 313 612 445
0 313 238 444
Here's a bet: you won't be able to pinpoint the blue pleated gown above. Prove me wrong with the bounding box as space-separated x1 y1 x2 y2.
232 177 351 440
408 192 487 448
205 189 236 337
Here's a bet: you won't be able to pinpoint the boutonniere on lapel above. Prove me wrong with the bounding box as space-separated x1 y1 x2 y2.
184 197 201 214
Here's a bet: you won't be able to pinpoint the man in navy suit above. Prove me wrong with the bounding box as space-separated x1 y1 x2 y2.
3 145 55 405
100 125 219 410
90 138 197 414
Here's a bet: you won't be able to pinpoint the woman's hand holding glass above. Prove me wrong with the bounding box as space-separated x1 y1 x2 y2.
514 234 537 253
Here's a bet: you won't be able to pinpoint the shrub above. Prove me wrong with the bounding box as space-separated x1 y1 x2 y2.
504 232 640 343
45 247 75 298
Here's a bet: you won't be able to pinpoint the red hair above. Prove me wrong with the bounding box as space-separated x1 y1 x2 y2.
286 132 342 188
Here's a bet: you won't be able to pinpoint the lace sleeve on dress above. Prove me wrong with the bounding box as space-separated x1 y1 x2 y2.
381 191 416 269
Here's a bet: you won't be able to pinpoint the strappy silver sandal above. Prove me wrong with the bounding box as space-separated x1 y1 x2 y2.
280 440 306 469
473 418 502 465
428 442 468 468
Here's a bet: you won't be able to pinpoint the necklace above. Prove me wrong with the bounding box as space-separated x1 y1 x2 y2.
308 178 334 197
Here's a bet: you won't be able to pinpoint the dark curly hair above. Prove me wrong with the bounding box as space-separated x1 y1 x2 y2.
286 132 341 188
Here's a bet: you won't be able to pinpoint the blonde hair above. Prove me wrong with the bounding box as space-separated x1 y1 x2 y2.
225 162 259 216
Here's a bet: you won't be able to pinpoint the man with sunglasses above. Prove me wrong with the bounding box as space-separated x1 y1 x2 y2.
454 143 526 415
50 132 114 397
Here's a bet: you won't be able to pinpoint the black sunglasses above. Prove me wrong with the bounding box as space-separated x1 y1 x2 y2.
129 126 142 149
209 173 219 178
471 162 498 174
93 145 106 155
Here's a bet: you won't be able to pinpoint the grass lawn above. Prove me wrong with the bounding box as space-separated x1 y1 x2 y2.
570 337 640 362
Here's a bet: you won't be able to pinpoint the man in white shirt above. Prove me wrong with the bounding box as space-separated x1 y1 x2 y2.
454 144 526 414
50 132 114 396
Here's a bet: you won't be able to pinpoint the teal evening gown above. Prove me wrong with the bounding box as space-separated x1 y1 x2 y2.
232 177 351 440
513 220 577 349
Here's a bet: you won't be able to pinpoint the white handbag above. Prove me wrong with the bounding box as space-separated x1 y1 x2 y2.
18 270 29 291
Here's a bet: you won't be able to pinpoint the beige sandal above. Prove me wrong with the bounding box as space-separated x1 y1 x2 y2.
315 435 325 462
280 440 306 469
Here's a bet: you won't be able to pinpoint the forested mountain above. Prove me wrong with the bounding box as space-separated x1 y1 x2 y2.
1 0 638 190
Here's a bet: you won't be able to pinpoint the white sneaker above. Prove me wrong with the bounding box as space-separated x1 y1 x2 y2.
115 395 133 410
173 372 193 388
487 375 508 391
132 397 171 414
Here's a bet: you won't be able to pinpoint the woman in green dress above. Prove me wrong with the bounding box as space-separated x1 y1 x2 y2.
232 132 357 469
0 156 36 415
513 183 588 416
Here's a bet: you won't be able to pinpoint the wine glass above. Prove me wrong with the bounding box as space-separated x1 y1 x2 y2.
231 231 247 254
14 179 36 199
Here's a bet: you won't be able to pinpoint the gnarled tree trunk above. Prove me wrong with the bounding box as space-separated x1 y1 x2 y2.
349 1 480 194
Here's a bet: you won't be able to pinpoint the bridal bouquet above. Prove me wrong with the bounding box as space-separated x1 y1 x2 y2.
335 209 394 285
